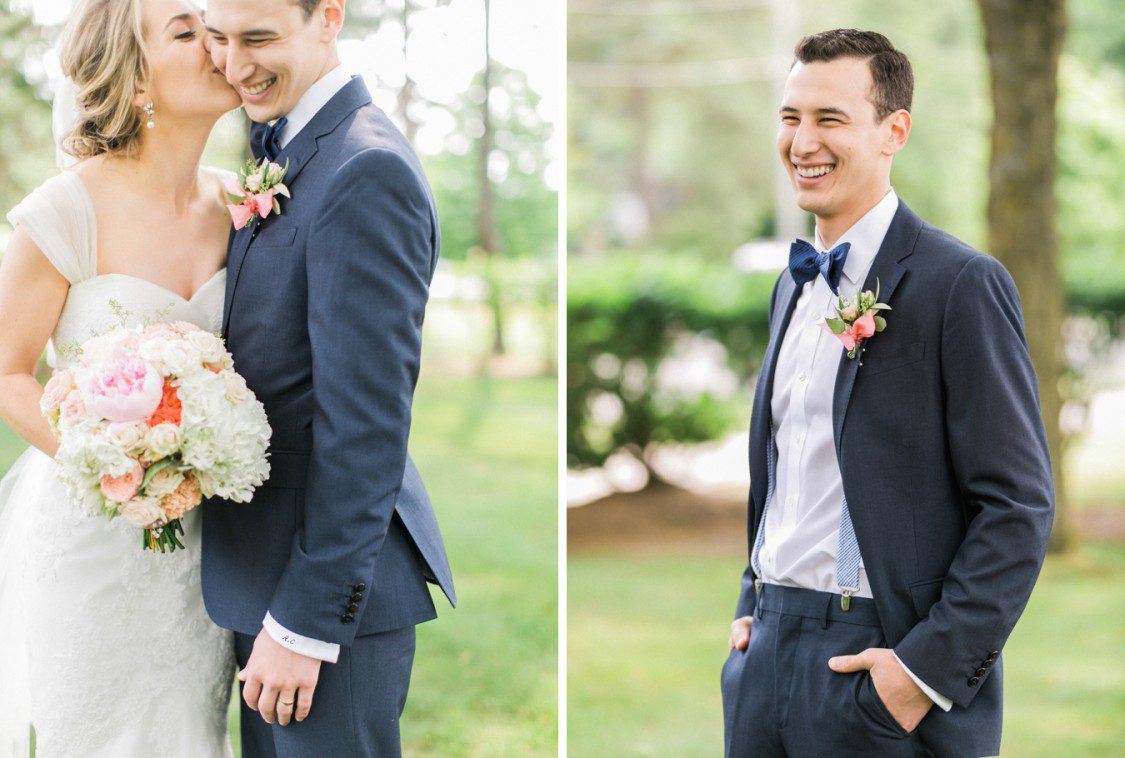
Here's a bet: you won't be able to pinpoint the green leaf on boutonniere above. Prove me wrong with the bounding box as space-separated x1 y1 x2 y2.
226 192 244 205
847 345 859 359
826 317 846 334
868 303 891 312
874 277 881 302
874 315 887 331
274 183 290 198
272 197 281 215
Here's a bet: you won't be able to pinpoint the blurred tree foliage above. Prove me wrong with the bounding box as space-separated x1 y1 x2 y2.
0 1 53 213
0 0 558 269
569 0 1123 274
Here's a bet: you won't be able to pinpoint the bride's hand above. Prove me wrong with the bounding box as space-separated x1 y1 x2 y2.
729 616 753 652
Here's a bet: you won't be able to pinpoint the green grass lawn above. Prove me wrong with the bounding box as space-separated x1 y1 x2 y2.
568 542 1125 757
2 373 558 757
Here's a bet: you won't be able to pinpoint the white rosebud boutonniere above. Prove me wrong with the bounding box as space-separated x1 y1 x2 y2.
819 278 891 360
224 157 291 230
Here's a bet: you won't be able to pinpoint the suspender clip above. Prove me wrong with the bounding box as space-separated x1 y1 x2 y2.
841 589 854 612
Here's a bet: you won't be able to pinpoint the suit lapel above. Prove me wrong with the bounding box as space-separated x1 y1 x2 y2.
222 77 374 340
831 200 924 460
750 272 802 510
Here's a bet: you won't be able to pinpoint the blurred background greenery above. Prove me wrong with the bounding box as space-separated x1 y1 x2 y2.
567 0 1124 755
0 0 558 755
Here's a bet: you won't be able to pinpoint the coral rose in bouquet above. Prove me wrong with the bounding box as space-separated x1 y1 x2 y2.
41 321 271 552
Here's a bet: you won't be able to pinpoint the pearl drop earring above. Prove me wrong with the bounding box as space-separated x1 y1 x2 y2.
144 101 155 129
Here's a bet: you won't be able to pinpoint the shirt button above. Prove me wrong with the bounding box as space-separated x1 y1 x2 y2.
794 433 804 445
798 372 808 383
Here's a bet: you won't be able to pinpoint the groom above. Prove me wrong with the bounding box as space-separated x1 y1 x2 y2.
201 0 455 755
722 30 1053 758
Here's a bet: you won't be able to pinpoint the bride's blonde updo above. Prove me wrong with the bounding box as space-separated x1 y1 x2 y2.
58 0 151 160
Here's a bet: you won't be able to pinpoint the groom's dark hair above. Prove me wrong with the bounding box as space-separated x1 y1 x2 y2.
793 29 913 122
291 0 322 19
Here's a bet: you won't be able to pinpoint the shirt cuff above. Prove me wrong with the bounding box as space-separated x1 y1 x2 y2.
893 650 952 712
262 612 340 664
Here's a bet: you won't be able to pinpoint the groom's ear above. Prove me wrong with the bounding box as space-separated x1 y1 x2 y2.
881 109 912 157
316 0 346 42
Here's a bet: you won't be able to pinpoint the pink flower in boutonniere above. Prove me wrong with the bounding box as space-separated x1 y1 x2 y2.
224 157 291 230
819 278 891 360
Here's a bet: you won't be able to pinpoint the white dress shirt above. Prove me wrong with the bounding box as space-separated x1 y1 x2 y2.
259 63 353 665
759 187 952 712
275 64 352 150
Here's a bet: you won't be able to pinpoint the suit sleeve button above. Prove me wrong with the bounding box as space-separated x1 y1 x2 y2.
353 583 367 592
350 593 363 603
968 676 980 686
988 651 999 661
982 659 993 669
974 667 986 677
347 603 359 613
341 614 355 623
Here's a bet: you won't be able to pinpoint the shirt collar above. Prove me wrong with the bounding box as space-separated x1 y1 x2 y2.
814 187 899 286
276 64 353 150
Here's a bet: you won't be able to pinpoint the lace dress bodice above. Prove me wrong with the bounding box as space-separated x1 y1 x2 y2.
0 168 235 757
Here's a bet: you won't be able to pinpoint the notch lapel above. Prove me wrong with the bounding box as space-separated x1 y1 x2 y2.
831 200 924 460
749 272 802 509
221 77 374 340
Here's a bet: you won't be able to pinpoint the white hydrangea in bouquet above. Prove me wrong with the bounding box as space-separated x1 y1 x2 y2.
40 320 271 552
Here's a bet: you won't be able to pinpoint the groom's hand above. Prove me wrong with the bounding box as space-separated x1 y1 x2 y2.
239 629 322 726
728 616 753 652
829 648 933 733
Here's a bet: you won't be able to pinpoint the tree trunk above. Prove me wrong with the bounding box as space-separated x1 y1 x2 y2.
396 0 420 143
978 0 1068 552
478 0 504 355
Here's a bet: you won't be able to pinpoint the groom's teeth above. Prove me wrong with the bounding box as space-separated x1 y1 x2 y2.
243 78 276 95
795 164 836 178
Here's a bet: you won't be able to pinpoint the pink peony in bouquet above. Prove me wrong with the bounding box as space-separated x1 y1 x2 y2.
41 321 271 552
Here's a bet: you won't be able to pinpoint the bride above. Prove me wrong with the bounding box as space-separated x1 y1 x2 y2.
0 0 243 754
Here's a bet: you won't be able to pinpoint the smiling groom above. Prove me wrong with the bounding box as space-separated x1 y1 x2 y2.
721 30 1053 758
200 1 455 756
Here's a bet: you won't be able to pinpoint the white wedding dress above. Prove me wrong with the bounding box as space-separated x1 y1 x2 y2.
0 169 235 757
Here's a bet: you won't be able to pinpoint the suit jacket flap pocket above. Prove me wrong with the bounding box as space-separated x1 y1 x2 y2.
909 576 945 620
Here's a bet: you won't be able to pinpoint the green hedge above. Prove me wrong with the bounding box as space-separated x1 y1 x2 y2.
568 251 1125 469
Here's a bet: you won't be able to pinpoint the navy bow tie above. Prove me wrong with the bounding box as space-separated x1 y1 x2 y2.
252 116 288 161
788 238 850 295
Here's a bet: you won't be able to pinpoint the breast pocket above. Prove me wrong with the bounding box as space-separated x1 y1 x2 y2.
862 340 925 378
253 223 299 248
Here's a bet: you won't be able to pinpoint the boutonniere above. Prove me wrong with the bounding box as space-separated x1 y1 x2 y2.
819 278 891 360
224 157 291 230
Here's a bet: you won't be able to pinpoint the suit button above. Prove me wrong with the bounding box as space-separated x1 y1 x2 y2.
341 614 354 624
347 603 359 613
968 676 980 687
353 583 366 592
982 659 993 669
988 650 999 661
350 593 363 603
974 667 986 677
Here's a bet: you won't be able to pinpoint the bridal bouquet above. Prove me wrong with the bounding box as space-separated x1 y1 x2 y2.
40 322 271 552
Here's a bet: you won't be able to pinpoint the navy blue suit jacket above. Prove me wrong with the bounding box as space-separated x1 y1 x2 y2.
202 77 455 647
734 200 1053 757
